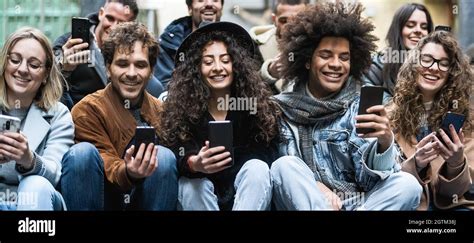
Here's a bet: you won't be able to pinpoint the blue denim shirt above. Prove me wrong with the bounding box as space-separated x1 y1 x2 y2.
279 98 400 194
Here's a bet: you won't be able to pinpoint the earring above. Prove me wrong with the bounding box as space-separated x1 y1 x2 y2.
305 63 310 69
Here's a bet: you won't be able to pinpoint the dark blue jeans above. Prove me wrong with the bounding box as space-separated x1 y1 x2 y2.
59 142 178 210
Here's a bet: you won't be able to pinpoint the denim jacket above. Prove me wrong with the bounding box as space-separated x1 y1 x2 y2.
279 99 401 193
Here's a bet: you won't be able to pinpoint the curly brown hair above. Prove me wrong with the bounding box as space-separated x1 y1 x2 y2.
101 22 159 68
159 31 280 146
279 2 377 86
390 31 473 144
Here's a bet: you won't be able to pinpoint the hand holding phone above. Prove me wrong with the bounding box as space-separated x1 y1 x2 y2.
435 112 466 165
356 86 384 134
0 116 34 166
187 121 234 174
355 86 393 152
436 112 465 145
0 115 21 133
133 126 156 157
208 121 234 166
61 17 92 71
0 115 21 162
124 126 158 180
71 17 91 47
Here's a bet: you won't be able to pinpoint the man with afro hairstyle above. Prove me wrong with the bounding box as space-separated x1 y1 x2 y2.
270 2 422 210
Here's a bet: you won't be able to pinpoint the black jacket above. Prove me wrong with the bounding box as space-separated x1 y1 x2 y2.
170 111 279 210
154 16 193 89
53 13 164 108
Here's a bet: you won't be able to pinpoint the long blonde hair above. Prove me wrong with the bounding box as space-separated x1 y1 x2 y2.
0 27 65 110
390 31 473 144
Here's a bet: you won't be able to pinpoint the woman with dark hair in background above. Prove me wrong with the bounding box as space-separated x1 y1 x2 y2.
159 22 281 211
364 3 433 103
388 30 474 210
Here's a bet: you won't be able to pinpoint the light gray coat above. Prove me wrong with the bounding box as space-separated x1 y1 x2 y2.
0 102 74 198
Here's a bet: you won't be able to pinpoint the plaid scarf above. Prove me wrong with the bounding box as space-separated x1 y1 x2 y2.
273 78 359 193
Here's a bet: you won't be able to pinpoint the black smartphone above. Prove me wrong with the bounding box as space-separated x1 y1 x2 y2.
208 121 234 166
356 86 384 134
435 25 451 32
464 183 474 200
437 112 465 145
133 126 156 157
71 17 91 47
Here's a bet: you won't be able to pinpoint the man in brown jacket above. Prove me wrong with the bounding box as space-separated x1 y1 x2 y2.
59 22 178 210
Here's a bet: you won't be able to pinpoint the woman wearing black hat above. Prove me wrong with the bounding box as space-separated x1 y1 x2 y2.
159 22 281 210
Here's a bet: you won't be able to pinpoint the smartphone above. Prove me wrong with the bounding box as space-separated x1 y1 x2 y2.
464 183 474 201
437 112 465 145
435 25 451 32
133 126 156 157
208 121 234 166
0 115 21 133
71 17 91 47
356 86 384 134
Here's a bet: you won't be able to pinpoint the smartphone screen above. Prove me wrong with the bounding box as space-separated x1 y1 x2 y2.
208 121 234 166
133 126 156 157
71 17 91 47
437 112 465 144
356 86 384 134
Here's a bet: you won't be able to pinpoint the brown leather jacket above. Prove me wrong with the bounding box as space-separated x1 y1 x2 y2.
71 84 163 191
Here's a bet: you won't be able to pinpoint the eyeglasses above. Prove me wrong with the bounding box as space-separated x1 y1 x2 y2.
419 54 450 72
7 53 45 74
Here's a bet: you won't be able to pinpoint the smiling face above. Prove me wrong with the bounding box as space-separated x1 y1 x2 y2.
200 41 233 95
189 0 223 31
96 2 135 47
307 37 350 98
402 9 429 50
416 42 450 102
107 41 152 106
4 38 47 105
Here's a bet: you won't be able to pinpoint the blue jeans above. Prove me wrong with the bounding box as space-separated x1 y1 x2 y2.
270 156 422 210
178 159 272 210
0 175 65 210
60 142 178 210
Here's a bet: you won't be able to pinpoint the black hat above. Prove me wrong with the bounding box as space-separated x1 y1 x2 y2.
175 21 255 64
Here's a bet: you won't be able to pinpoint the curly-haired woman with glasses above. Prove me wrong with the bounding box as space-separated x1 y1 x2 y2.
0 27 74 210
388 30 474 210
